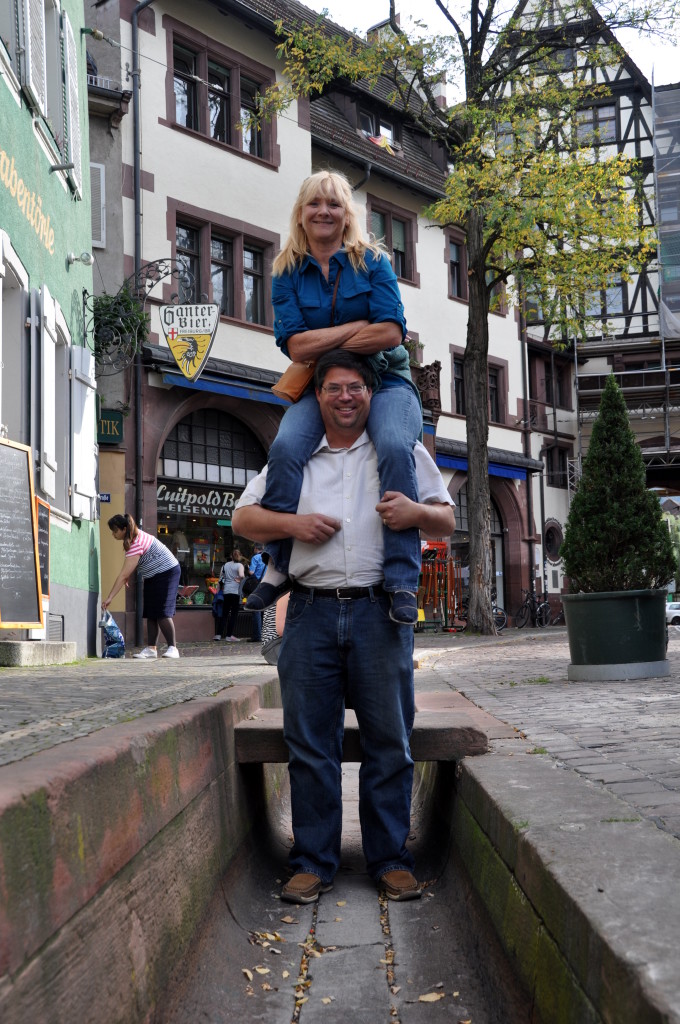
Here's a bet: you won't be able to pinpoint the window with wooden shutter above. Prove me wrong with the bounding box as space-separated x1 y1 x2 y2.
20 0 47 115
70 346 97 520
0 1 19 75
44 0 65 157
90 163 106 247
63 13 82 197
40 283 57 498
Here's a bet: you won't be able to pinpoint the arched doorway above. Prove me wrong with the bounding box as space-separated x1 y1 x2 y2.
156 408 266 595
450 483 506 608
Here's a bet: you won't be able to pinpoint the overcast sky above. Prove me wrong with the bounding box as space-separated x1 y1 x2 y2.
303 0 679 88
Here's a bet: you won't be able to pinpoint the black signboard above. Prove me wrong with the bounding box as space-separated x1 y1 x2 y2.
36 498 50 599
0 439 43 628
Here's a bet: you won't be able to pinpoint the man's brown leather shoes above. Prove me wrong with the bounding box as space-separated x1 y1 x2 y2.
281 872 333 904
380 869 421 901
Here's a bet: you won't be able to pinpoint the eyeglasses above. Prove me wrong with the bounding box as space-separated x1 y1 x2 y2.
320 383 368 396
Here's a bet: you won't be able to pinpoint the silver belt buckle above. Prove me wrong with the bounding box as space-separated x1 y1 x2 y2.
336 588 350 600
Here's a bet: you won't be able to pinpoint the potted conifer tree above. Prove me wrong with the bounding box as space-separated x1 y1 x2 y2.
560 374 677 680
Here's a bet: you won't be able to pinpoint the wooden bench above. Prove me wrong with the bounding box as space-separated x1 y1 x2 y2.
234 691 508 763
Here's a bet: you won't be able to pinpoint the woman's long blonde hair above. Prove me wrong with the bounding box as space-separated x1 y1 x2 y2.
272 171 385 276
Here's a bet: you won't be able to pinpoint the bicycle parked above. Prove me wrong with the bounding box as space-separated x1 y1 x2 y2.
456 590 507 632
514 588 552 628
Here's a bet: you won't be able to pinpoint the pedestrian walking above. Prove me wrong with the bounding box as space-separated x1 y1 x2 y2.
215 549 245 641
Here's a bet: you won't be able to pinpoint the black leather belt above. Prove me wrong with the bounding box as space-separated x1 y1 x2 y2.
291 582 384 601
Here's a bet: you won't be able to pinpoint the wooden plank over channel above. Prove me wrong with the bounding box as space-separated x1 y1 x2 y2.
234 695 495 764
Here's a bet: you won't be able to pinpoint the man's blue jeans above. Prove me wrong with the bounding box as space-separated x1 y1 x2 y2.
277 586 416 884
262 377 422 592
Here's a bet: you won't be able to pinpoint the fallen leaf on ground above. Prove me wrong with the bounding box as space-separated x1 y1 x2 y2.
242 969 253 982
255 967 270 975
336 900 347 906
280 915 297 924
282 971 290 979
321 997 333 1004
419 992 445 1003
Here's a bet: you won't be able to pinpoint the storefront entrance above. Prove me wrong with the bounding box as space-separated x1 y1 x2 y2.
155 409 267 636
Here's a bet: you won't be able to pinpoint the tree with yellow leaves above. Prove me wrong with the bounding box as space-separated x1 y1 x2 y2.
255 0 676 632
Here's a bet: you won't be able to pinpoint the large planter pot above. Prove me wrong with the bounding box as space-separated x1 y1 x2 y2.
562 589 669 681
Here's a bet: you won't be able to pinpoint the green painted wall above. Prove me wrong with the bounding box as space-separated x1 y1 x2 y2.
1 0 101 634
0 0 93 322
50 521 100 593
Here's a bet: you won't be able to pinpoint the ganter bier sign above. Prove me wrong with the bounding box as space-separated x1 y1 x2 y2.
157 482 236 518
160 303 219 381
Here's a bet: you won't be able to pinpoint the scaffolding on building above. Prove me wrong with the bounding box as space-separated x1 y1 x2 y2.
654 82 680 343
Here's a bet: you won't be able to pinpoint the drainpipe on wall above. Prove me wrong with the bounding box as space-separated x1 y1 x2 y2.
132 0 156 645
352 163 372 193
518 292 537 599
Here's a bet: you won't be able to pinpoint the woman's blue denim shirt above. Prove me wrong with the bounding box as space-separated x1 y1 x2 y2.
272 249 412 391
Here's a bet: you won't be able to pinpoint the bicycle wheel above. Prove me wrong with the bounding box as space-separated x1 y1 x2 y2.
493 606 508 631
536 602 552 627
515 602 530 628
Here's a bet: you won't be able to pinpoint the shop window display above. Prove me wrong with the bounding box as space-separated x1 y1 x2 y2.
157 409 267 611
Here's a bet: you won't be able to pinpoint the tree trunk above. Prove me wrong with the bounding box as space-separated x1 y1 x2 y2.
464 208 496 634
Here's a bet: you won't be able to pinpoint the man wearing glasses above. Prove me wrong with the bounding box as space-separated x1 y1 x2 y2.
232 350 455 905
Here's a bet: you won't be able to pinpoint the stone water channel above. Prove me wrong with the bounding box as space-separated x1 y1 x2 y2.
159 762 530 1024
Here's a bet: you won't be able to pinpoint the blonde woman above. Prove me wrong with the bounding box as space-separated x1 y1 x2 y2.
246 171 422 625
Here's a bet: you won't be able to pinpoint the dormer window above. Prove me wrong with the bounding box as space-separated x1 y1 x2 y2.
360 109 397 145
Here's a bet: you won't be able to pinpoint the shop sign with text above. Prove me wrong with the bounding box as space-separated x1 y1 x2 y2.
157 481 238 518
160 303 219 381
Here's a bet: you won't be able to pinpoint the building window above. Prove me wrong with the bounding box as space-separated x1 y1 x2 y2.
544 364 568 408
544 520 564 563
368 198 417 284
489 367 500 423
545 445 569 489
176 224 201 299
174 213 274 327
208 60 230 143
576 104 617 147
210 236 233 316
244 246 265 324
453 356 466 415
584 277 626 321
173 44 199 130
488 360 508 423
159 409 266 486
240 77 262 157
165 19 276 163
445 229 468 301
360 109 396 144
525 288 544 324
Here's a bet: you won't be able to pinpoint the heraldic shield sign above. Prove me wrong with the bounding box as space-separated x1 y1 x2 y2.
160 304 220 382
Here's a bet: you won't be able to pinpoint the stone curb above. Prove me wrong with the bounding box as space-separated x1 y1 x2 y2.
0 675 280 1023
453 744 680 1024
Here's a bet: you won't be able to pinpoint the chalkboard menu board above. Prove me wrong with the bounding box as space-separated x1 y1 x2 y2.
36 498 50 599
0 439 43 628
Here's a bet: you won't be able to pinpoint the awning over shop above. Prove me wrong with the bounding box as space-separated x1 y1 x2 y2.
142 344 288 406
435 436 544 481
160 370 288 406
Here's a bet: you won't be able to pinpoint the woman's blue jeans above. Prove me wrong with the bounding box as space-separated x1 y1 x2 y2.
262 378 422 592
277 586 416 883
